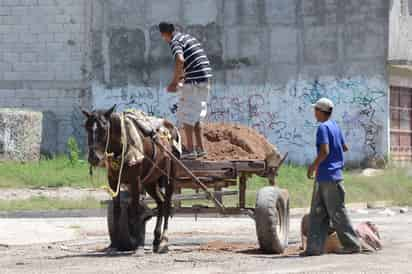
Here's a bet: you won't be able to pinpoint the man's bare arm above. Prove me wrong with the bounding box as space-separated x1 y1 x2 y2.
343 143 349 152
167 53 184 92
172 54 184 85
313 144 330 167
307 144 330 179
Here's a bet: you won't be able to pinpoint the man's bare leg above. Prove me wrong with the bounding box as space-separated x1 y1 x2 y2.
183 123 195 157
194 121 206 156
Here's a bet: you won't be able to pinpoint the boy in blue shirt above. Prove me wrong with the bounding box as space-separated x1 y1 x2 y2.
302 98 361 256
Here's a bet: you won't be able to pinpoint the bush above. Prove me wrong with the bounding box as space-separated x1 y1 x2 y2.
67 137 80 166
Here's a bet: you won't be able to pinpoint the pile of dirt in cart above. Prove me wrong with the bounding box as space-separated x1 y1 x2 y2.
180 123 282 163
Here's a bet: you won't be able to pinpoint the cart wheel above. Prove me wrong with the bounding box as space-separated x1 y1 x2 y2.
255 186 289 254
107 191 146 251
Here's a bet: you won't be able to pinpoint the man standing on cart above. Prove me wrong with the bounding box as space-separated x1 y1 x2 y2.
159 22 212 159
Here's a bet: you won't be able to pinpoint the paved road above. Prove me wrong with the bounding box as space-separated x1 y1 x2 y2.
0 208 411 274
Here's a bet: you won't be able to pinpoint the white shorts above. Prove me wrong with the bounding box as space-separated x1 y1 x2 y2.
177 81 210 126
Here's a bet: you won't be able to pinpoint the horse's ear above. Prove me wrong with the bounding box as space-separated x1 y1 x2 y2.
81 108 91 118
104 104 117 119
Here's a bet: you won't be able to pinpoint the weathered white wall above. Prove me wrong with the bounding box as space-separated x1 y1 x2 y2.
92 75 388 165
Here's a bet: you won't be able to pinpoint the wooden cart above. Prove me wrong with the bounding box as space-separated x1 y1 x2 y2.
107 154 290 254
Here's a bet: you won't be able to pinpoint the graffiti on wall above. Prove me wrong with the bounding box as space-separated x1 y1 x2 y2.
92 76 388 164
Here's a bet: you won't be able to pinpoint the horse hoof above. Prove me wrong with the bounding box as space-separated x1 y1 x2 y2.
153 245 160 253
134 248 145 257
158 242 169 254
106 247 117 254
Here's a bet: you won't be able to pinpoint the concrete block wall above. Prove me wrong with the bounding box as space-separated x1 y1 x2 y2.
0 0 391 163
0 0 91 153
91 0 390 165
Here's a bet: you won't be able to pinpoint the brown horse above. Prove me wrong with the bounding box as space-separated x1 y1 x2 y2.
82 105 177 254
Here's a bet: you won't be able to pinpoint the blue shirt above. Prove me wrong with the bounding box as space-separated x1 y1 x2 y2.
316 120 345 182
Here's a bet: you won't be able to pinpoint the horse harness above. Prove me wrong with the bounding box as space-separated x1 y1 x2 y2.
101 112 173 198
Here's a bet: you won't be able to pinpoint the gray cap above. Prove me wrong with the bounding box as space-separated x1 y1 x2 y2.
312 98 334 112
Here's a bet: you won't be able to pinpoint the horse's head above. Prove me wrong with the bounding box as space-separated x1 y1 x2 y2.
82 105 116 167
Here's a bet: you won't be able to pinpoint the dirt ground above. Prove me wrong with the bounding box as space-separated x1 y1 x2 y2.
1 187 109 201
0 208 411 274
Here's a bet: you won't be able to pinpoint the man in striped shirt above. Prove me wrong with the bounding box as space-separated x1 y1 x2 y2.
159 22 212 159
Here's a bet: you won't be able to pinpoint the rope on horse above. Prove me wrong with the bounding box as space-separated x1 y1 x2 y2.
101 112 127 198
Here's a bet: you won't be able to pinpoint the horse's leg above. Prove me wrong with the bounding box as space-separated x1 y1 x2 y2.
128 165 143 255
109 188 121 252
145 185 164 253
104 170 120 251
158 159 174 253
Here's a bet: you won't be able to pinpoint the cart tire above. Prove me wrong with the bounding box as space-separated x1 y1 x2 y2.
255 186 289 254
107 191 146 251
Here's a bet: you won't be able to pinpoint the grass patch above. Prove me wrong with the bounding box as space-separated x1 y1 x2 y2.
0 156 411 210
0 196 102 212
179 165 412 209
245 165 412 208
0 156 106 188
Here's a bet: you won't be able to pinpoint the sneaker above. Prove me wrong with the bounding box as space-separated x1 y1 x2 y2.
334 247 361 255
299 251 322 257
181 151 198 160
196 149 207 158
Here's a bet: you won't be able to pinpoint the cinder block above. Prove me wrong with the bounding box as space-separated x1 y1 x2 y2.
63 23 82 33
38 0 57 6
8 25 29 33
0 62 13 72
344 22 386 59
11 7 28 16
222 0 238 26
3 53 20 63
19 32 37 43
2 15 22 25
53 32 71 42
147 0 180 25
21 52 38 62
264 0 296 25
23 71 54 81
54 68 72 81
303 26 338 65
182 0 218 25
4 72 22 81
47 24 65 33
270 27 298 64
237 0 260 26
30 24 49 34
223 26 262 63
37 33 54 42
55 15 72 24
2 0 21 7
3 32 20 42
0 7 11 16
20 0 38 6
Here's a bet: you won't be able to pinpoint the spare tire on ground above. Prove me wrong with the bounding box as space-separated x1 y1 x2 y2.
255 186 289 254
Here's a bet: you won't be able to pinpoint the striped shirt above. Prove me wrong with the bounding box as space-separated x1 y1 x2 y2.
169 32 212 83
